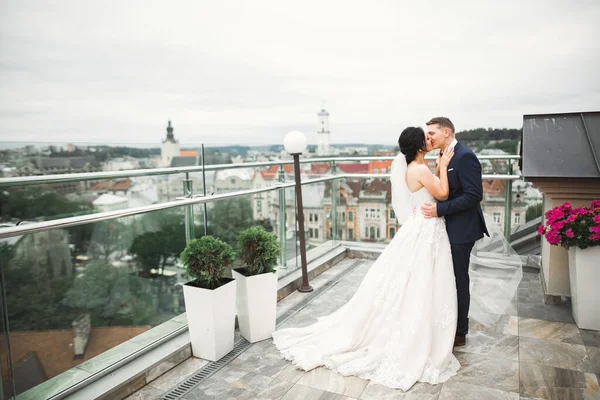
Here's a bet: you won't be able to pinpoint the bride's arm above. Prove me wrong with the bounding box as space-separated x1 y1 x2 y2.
418 148 454 201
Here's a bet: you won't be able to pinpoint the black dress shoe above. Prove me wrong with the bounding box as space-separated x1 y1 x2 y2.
454 335 466 347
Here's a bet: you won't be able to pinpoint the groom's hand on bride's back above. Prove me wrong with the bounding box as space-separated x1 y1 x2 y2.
421 202 437 218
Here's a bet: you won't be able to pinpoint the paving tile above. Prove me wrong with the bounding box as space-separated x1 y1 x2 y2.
124 385 163 400
517 303 575 324
296 366 369 398
280 384 357 400
359 381 442 400
519 318 584 345
587 346 600 375
519 337 594 373
453 352 519 393
453 330 519 361
580 330 600 348
470 314 519 336
438 380 519 400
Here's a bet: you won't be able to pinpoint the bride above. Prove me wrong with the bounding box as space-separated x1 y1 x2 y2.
272 126 461 391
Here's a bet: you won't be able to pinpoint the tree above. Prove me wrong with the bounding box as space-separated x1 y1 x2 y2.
526 202 544 222
208 198 254 247
0 187 91 222
1 243 78 331
61 261 156 326
89 220 133 259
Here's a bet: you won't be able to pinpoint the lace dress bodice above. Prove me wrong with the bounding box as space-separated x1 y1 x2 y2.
407 187 436 219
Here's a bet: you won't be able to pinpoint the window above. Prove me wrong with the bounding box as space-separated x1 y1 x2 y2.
342 212 345 222
390 228 395 237
257 200 262 211
330 227 333 238
309 214 313 222
374 168 379 174
493 212 501 224
349 212 353 221
365 227 369 237
390 209 395 219
514 214 521 224
315 214 319 222
377 227 380 238
370 227 375 239
315 229 319 238
349 228 354 240
309 228 314 238
230 178 236 184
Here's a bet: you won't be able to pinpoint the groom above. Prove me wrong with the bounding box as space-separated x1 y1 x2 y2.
421 117 488 347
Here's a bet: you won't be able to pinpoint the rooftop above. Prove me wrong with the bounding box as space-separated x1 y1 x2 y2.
125 257 600 400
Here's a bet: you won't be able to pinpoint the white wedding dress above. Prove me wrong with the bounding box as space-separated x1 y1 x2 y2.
272 161 461 391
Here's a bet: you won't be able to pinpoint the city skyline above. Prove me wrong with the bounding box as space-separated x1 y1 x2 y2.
1 1 599 145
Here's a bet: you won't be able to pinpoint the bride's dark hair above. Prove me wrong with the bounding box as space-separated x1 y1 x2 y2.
398 126 426 164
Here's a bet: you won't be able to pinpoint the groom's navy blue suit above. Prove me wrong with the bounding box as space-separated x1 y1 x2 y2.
436 141 488 337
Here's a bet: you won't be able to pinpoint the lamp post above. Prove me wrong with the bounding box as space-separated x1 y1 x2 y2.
284 131 313 293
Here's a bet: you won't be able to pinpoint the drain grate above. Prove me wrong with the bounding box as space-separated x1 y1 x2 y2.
160 339 252 400
160 259 365 399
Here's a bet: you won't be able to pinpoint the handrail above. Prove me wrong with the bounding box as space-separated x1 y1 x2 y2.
0 155 521 188
0 172 521 239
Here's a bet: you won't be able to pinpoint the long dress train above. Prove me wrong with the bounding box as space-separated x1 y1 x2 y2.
272 187 460 391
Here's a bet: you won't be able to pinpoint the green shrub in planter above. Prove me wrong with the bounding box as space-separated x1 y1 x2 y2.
236 226 280 276
180 236 235 289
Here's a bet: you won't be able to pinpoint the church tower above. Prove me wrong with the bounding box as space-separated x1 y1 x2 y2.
316 109 331 156
161 120 180 167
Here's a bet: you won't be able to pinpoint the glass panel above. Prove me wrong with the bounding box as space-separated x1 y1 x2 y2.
0 207 188 397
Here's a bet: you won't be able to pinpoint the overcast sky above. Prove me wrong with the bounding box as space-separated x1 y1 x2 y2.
1 1 599 146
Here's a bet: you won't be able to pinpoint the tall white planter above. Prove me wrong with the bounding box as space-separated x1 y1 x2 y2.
232 269 278 343
183 279 237 361
568 246 600 331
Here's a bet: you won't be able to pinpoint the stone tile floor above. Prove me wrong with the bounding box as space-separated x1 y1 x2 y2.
127 259 600 400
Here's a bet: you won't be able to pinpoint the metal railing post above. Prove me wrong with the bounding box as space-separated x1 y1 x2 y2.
182 172 195 242
201 144 208 236
278 165 287 268
331 161 338 241
504 163 514 240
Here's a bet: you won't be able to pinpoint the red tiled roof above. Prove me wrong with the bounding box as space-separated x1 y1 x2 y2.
180 150 197 157
260 164 308 179
483 179 505 195
311 163 331 175
3 326 151 379
90 179 132 192
339 163 369 174
364 179 392 202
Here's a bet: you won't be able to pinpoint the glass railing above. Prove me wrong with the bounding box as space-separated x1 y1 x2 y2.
0 151 522 399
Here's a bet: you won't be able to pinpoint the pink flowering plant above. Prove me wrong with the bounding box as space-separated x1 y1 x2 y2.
537 200 600 249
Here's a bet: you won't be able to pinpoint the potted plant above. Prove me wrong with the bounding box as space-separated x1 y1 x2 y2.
538 200 600 330
179 236 236 361
232 226 280 343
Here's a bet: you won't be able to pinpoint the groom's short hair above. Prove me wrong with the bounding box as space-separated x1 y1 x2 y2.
426 117 455 134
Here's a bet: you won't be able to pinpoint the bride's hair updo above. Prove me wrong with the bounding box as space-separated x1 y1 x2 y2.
398 127 426 165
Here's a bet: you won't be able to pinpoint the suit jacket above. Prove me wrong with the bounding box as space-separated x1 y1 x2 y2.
436 141 489 245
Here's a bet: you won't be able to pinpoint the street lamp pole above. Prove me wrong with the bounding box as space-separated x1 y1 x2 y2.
284 131 313 293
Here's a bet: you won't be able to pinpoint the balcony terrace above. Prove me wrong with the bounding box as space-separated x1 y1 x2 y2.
1 154 595 400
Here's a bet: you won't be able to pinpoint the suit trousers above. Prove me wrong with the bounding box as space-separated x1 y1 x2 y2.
451 242 475 337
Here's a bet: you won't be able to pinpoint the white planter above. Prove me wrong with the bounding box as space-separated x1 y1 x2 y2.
568 246 600 331
232 269 278 343
182 278 237 361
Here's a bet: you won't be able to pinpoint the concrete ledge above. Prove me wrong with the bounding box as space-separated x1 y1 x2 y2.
539 264 571 306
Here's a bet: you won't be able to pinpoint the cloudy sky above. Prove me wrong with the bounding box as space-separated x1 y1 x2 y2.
1 1 599 146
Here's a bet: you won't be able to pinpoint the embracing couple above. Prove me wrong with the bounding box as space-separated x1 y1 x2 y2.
272 117 489 391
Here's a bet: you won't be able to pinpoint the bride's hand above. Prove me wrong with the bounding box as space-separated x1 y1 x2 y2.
439 146 454 169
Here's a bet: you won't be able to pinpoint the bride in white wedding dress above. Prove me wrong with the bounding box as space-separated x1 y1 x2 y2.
272 127 462 391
